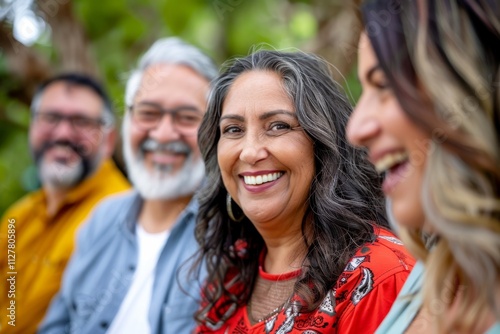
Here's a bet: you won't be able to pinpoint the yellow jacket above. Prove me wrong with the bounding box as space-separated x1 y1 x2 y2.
0 159 130 334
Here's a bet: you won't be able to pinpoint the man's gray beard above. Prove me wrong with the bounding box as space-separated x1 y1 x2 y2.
33 138 103 190
39 158 85 189
123 117 205 200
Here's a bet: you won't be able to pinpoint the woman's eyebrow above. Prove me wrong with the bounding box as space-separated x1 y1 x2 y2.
220 114 245 123
220 110 296 124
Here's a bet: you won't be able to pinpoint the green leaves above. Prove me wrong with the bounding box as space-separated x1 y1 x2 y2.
0 0 361 213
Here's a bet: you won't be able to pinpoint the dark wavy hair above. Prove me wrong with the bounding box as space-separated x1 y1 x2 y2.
194 49 388 325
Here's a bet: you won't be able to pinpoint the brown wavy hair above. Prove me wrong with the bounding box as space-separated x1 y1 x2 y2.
361 0 500 332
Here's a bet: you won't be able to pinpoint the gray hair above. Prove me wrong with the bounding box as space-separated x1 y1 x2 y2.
125 37 218 107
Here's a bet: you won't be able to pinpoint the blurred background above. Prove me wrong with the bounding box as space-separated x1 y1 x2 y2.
0 0 362 214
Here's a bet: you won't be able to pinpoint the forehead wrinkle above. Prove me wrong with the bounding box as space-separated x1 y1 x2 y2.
259 110 296 121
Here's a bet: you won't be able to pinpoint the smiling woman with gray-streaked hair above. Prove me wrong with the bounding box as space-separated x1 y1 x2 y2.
192 49 415 333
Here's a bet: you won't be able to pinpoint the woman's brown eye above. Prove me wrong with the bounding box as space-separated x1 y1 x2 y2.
373 80 388 89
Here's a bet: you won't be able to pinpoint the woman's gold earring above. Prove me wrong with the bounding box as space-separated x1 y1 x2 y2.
226 193 244 222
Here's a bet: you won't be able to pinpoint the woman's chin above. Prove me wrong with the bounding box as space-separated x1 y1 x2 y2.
391 199 426 231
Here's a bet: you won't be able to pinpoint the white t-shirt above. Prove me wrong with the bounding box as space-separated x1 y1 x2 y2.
106 225 170 334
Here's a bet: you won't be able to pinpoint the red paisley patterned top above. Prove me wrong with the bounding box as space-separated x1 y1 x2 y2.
196 228 415 334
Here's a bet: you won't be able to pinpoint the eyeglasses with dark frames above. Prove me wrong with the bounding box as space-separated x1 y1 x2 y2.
129 103 203 135
32 112 106 133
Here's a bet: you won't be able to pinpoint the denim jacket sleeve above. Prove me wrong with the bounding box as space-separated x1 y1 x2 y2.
37 193 126 334
38 191 204 334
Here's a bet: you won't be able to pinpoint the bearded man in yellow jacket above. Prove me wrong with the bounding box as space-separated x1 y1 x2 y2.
0 73 130 333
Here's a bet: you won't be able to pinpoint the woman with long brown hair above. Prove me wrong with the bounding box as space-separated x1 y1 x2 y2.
348 0 500 332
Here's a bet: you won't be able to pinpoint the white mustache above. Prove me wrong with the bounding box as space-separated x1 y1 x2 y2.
141 139 191 155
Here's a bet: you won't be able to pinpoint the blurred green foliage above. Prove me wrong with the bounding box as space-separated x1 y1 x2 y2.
0 0 361 215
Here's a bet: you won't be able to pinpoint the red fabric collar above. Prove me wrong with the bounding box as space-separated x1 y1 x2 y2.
258 249 302 281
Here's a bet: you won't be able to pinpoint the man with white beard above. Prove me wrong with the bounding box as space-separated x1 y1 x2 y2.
40 38 218 334
0 74 130 334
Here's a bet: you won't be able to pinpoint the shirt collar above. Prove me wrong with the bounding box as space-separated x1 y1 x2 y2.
123 190 200 234
64 159 118 205
38 159 119 218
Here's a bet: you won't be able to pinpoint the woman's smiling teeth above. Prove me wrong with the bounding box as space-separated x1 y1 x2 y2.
243 172 283 185
374 152 409 174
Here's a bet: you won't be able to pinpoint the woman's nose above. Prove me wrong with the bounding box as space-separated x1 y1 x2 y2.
239 132 269 165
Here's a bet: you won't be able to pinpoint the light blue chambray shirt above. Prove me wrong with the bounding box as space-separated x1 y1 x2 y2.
39 190 204 334
376 261 500 334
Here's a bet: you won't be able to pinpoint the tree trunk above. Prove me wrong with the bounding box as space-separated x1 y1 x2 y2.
36 0 99 78
0 21 52 102
307 0 361 82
